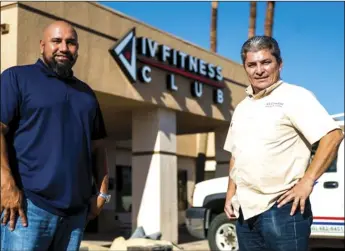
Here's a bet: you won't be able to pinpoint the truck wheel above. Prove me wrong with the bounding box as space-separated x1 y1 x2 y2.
207 213 239 251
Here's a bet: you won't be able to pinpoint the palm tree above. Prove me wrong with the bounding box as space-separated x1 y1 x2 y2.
195 1 219 184
210 1 218 52
264 1 275 37
248 1 257 38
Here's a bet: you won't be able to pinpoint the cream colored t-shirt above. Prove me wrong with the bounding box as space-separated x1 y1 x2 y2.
224 81 340 220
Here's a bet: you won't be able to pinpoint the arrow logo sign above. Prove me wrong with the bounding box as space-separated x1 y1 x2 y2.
109 28 137 83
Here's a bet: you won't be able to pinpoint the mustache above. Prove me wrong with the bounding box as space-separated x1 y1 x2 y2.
53 53 74 61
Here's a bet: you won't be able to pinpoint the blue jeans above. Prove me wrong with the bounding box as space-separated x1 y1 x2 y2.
1 198 88 251
236 199 313 251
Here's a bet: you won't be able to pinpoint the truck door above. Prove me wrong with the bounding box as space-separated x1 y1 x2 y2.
310 139 344 238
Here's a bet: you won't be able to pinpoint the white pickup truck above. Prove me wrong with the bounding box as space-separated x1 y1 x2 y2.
185 138 344 250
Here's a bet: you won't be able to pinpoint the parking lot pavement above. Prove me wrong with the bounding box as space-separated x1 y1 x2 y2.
176 228 344 251
178 241 345 251
80 239 343 251
178 240 210 250
81 225 344 251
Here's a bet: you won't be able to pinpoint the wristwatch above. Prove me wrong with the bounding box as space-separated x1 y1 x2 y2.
98 192 111 203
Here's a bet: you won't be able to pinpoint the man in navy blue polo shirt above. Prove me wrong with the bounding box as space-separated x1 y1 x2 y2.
1 20 110 250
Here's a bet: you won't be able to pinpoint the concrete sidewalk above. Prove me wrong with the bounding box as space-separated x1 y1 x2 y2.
80 240 210 251
80 225 210 250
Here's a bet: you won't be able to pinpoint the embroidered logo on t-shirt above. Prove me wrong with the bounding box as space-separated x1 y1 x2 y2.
265 102 284 108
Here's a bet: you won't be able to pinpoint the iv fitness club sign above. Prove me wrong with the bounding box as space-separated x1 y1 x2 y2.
109 28 225 104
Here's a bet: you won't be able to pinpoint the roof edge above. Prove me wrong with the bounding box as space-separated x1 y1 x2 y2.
1 1 17 9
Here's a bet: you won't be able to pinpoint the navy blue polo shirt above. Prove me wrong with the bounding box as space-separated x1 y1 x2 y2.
0 59 107 216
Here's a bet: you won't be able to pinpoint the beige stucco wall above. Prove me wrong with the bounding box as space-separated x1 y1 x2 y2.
13 1 248 122
1 2 18 72
177 134 198 157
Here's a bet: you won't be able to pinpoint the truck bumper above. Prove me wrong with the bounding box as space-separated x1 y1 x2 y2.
185 207 209 239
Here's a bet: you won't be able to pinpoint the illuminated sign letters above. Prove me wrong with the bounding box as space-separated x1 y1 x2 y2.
110 28 225 104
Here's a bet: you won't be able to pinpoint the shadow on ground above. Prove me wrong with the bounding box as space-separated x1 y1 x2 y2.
83 226 344 251
83 224 200 245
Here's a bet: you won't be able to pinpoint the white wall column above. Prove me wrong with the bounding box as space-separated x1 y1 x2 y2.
131 108 178 242
215 125 231 178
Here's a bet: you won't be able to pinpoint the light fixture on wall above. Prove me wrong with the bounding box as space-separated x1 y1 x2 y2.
1 23 9 34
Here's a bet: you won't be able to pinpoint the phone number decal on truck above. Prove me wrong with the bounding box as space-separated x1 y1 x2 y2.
311 225 344 233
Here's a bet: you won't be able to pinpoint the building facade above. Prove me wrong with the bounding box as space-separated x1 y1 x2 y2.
1 1 249 242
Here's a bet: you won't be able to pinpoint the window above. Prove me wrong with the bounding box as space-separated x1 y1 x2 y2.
116 165 132 212
326 157 337 173
310 142 337 173
204 170 215 180
178 170 188 211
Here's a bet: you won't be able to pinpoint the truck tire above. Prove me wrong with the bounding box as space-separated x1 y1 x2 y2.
207 213 239 251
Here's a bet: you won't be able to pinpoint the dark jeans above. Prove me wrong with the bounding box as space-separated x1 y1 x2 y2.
1 198 87 251
236 199 313 251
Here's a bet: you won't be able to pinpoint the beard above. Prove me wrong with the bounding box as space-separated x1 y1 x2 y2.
43 53 77 79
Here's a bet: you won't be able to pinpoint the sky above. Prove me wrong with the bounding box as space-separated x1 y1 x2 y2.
100 1 344 115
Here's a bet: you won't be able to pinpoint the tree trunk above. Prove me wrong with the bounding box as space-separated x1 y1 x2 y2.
248 2 257 38
210 1 218 52
198 0 218 184
264 1 275 37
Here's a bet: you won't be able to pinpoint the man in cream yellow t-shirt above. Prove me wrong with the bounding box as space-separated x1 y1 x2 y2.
223 36 343 251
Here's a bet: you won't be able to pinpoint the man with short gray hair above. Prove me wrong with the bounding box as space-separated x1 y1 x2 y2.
223 36 343 251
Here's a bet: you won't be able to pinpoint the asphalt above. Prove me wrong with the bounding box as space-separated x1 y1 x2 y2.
80 225 344 251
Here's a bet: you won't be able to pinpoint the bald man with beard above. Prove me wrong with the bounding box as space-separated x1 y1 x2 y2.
0 21 110 250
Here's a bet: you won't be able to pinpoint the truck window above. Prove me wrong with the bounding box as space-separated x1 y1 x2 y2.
310 141 337 173
325 157 337 173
